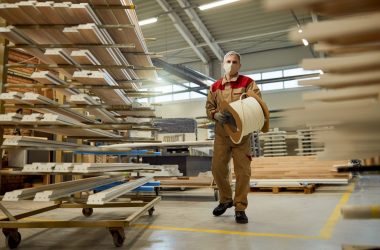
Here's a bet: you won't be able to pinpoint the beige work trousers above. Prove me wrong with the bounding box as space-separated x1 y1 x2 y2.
211 126 252 211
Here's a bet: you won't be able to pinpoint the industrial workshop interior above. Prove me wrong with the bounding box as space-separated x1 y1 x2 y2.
0 0 379 249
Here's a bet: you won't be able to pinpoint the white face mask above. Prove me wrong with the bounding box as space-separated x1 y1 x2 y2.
223 62 239 75
223 62 232 74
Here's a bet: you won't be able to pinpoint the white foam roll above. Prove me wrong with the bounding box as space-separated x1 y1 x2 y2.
227 96 265 144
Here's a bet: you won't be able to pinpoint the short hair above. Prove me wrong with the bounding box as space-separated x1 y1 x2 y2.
223 51 241 62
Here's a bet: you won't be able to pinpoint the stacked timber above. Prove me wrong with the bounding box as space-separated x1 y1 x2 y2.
232 156 351 186
156 172 213 187
265 0 380 161
131 164 183 177
0 0 158 144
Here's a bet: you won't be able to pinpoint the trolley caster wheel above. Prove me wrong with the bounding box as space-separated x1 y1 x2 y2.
148 207 155 216
214 190 219 201
82 207 93 217
109 228 125 247
6 231 21 249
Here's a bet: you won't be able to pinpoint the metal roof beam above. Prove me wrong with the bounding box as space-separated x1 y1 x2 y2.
157 28 295 54
155 0 210 64
152 58 213 89
176 0 224 61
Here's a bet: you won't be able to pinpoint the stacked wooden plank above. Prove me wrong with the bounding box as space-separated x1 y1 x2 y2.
2 176 124 201
87 176 153 205
265 0 380 160
131 165 183 177
0 0 158 114
1 136 96 150
20 162 154 173
33 176 125 202
69 94 118 123
232 156 351 186
155 175 214 187
30 70 80 97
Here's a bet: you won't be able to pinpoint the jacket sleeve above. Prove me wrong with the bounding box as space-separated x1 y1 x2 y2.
247 79 262 98
205 86 217 120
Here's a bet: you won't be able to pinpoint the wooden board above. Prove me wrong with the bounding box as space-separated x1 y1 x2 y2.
299 71 380 89
232 156 350 181
301 52 380 73
290 12 380 45
264 0 380 16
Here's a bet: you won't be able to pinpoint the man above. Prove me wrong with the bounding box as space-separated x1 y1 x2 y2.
206 51 262 224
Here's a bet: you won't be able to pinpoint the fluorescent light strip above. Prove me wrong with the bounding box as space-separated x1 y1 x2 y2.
199 0 239 11
139 17 158 26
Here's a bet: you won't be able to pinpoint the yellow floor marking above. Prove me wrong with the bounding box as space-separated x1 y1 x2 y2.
370 206 380 218
319 182 355 239
132 224 319 239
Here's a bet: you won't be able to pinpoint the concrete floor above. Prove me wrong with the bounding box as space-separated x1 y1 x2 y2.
0 175 379 250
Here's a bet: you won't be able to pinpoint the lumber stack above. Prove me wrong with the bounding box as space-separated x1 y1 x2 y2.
155 172 213 187
265 0 380 160
0 1 158 142
232 156 351 185
131 165 183 177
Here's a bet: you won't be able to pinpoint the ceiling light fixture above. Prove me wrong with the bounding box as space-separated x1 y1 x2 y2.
138 17 158 26
199 0 240 11
298 28 309 46
302 38 309 46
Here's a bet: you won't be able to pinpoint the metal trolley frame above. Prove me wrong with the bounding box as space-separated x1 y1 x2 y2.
0 195 160 248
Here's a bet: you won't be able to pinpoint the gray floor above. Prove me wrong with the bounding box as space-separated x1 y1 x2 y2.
0 175 379 250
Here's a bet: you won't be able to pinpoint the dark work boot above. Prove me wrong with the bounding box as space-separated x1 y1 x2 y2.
212 201 233 216
235 211 248 224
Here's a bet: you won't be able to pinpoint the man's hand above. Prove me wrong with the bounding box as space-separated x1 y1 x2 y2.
224 112 236 126
214 111 235 124
214 112 228 124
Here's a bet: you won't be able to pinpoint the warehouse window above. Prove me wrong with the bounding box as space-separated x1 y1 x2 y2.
153 84 173 93
154 94 172 103
247 73 261 81
262 70 283 79
172 84 187 92
262 82 283 91
146 66 320 103
173 92 190 101
190 91 205 99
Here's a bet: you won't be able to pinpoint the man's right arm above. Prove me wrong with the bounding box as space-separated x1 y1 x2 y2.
206 87 217 120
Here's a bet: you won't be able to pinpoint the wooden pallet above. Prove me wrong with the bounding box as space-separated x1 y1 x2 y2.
250 184 316 194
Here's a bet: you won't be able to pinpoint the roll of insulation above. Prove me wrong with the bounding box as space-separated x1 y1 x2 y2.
221 91 269 144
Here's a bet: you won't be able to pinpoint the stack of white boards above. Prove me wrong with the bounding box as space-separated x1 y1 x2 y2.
21 162 158 173
261 128 288 157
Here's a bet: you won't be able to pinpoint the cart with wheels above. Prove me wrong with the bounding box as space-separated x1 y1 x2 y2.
0 195 160 248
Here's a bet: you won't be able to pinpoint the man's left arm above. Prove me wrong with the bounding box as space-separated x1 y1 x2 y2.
247 80 262 98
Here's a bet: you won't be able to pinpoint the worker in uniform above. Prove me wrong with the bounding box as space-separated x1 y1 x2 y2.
206 51 262 224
